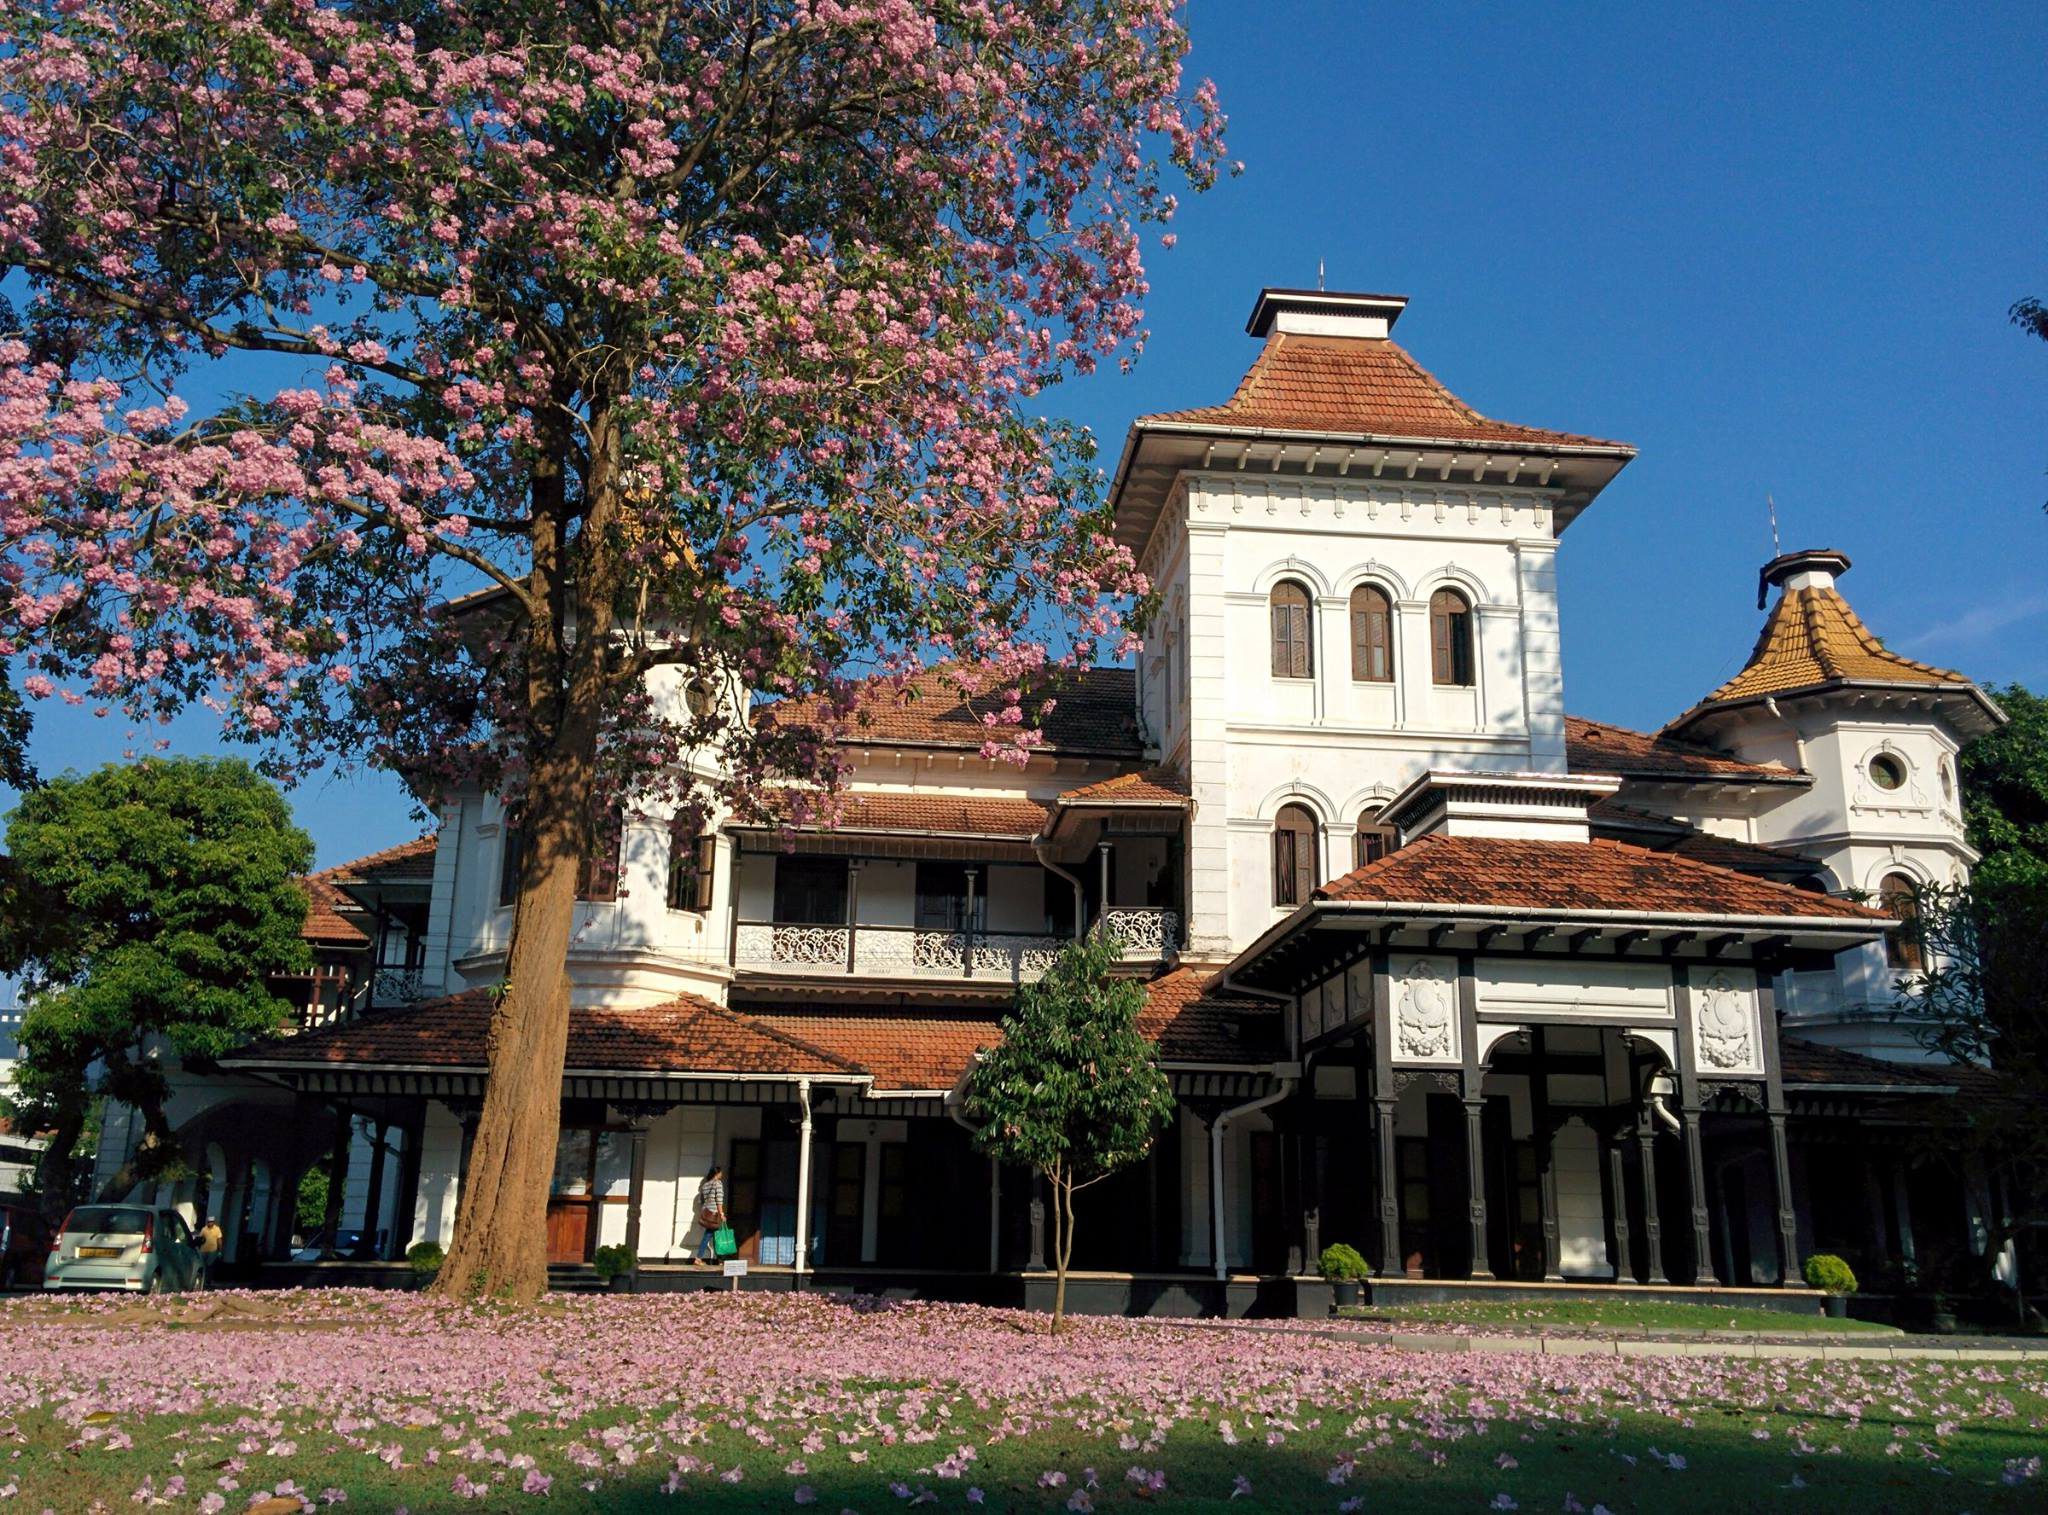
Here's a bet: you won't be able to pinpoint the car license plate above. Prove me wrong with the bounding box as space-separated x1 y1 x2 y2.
77 1246 121 1258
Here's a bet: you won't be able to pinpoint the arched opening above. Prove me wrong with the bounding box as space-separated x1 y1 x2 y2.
1269 580 1314 679
1349 584 1393 683
1272 803 1318 907
1429 588 1474 687
1353 806 1392 869
1880 871 1924 971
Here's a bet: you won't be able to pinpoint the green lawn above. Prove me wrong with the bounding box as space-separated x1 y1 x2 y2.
2 1290 2040 1513
1338 1298 1901 1334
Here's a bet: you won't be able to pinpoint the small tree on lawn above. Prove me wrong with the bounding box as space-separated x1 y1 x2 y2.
0 758 313 1216
964 929 1174 1332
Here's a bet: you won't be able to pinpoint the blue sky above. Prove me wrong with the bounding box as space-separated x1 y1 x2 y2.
5 0 2042 867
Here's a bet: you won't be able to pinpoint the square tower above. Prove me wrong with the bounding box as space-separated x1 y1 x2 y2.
1108 288 1636 958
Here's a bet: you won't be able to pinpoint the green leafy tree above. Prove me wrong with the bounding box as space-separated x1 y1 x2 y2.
1896 876 2048 1303
1960 683 2048 890
0 759 313 1215
1894 685 2048 1307
963 930 1174 1331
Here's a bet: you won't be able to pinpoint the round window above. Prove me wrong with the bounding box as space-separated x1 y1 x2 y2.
1868 753 1907 792
1940 761 1954 801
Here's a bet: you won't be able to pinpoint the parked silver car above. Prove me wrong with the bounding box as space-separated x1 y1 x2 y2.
43 1205 202 1294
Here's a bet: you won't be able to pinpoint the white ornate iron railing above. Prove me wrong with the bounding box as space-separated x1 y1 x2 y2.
734 910 1177 983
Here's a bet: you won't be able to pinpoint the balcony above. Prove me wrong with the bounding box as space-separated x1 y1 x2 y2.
734 907 1181 984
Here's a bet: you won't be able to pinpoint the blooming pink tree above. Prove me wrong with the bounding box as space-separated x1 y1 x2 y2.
0 0 1224 1298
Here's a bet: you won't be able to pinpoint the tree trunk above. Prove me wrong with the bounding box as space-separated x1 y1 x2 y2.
33 1097 87 1225
430 408 625 1303
1051 1166 1076 1334
429 749 590 1300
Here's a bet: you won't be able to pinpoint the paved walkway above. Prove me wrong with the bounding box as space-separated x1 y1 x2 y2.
1293 1322 2048 1362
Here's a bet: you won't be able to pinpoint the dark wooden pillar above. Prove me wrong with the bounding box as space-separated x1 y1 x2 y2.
1757 970 1801 1285
1456 955 1492 1279
354 1120 389 1260
1671 964 1718 1285
1369 953 1401 1277
1604 1121 1635 1282
1636 1115 1668 1284
389 1109 426 1260
320 1108 351 1245
622 1123 650 1262
1530 1029 1563 1281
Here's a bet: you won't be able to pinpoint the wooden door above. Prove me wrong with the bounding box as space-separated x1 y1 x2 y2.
824 1142 866 1265
546 1128 596 1264
1249 1131 1285 1275
729 1139 764 1262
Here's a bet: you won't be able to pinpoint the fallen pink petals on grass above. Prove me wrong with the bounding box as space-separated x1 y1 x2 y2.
0 1290 2039 1512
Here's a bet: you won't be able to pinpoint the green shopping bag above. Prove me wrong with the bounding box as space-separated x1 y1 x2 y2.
712 1225 737 1259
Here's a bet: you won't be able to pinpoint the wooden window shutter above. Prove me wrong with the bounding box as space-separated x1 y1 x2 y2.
1351 585 1391 682
578 809 622 902
1270 582 1312 678
1431 589 1473 687
1274 805 1317 906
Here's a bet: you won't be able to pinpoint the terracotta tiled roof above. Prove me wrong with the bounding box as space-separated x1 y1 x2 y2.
761 665 1142 756
1588 799 1821 881
296 837 439 945
1314 835 1883 922
1140 334 1631 452
299 876 369 945
752 792 1053 839
1779 1037 1990 1093
1690 587 1970 709
1058 766 1190 807
748 1009 1003 1092
1566 716 1802 784
1139 967 1284 1064
236 990 864 1079
323 835 438 883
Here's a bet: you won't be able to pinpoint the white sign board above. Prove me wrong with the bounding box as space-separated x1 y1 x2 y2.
721 1258 748 1278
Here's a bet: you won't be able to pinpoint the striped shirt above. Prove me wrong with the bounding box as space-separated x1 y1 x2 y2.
698 1178 725 1218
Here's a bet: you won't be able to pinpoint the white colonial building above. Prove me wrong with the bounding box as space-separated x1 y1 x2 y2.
92 287 2011 1313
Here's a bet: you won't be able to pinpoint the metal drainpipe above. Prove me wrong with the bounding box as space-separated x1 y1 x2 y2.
792 1078 814 1285
1032 835 1088 938
1210 1079 1296 1282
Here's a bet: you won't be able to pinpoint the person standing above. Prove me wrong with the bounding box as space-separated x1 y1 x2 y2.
194 1215 224 1290
692 1166 727 1264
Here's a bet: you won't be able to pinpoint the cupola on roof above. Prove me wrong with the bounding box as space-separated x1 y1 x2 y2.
1666 547 2005 740
1106 285 1636 551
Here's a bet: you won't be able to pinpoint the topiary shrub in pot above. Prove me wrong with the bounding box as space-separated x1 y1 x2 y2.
1803 1253 1858 1318
592 1244 639 1293
1319 1243 1372 1308
405 1242 444 1289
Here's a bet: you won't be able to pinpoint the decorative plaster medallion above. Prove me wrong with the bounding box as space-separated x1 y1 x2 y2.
1395 958 1456 1061
1695 970 1755 1071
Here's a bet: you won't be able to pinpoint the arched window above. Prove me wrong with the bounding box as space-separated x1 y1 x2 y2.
1273 803 1318 907
1429 588 1474 687
1879 872 1923 972
1349 584 1393 683
1269 580 1314 679
1354 806 1392 869
666 822 716 913
685 680 715 720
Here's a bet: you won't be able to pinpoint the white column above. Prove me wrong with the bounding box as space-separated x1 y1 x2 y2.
1514 537 1566 772
1182 505 1233 958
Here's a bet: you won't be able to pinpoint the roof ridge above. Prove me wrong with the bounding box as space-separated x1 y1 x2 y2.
314 833 437 883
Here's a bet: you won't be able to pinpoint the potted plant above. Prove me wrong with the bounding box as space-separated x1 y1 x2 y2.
1803 1253 1858 1318
405 1241 444 1289
1319 1243 1372 1308
592 1244 638 1294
